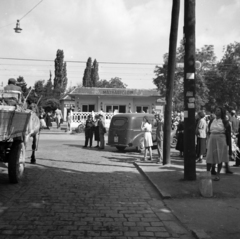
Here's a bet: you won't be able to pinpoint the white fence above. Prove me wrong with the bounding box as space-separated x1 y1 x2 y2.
70 112 115 129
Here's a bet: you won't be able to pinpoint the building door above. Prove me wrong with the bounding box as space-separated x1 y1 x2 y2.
89 105 95 112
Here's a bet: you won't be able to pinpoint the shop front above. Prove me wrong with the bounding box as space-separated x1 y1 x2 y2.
61 87 165 128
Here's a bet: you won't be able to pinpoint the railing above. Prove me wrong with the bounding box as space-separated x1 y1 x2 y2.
70 112 115 129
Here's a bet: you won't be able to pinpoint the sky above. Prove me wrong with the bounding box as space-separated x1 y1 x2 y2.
0 0 240 90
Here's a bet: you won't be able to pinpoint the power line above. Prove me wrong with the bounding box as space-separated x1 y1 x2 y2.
0 0 44 29
19 0 44 21
0 57 161 66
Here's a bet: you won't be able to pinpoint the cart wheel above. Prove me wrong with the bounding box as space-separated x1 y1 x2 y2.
137 137 145 153
77 124 85 133
8 141 25 184
171 137 177 148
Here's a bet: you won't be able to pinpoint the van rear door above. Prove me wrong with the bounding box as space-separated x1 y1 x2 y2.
108 117 129 146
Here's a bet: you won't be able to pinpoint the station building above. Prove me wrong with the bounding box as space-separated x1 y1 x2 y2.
60 87 165 122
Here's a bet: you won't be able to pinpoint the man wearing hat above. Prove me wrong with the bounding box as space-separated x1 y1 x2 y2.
4 78 22 92
3 78 22 106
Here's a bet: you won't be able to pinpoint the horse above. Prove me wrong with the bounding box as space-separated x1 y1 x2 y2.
24 103 41 164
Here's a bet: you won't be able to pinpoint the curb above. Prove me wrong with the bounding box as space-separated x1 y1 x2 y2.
133 162 171 199
133 162 213 239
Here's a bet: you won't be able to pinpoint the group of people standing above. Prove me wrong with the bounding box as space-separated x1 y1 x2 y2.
175 107 240 181
141 113 164 164
39 107 63 130
83 114 106 149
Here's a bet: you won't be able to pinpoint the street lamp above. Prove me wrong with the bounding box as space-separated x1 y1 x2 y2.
14 20 22 33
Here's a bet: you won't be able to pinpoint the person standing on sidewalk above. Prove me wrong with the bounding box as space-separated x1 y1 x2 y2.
195 111 207 163
175 114 184 157
155 113 164 163
94 114 100 148
98 114 106 149
83 115 94 148
206 106 233 181
141 116 153 161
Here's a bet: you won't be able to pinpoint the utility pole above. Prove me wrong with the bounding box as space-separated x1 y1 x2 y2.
183 0 196 180
163 0 180 164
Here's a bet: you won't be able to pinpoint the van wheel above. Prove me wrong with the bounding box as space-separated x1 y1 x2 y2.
137 138 145 153
171 138 177 148
116 146 126 151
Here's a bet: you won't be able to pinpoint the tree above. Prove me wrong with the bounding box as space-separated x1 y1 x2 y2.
91 59 99 87
82 57 92 87
42 98 60 112
153 40 211 111
96 77 127 88
53 49 68 97
44 72 54 99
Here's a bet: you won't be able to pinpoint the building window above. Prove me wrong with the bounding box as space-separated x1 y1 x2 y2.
136 106 148 113
106 105 126 113
82 105 95 112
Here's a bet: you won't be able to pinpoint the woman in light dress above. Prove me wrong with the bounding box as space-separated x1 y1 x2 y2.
141 116 153 161
206 106 233 181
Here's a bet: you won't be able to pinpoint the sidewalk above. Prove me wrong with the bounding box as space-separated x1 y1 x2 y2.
134 151 240 239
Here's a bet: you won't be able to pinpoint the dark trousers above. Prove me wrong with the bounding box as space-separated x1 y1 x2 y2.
85 129 93 147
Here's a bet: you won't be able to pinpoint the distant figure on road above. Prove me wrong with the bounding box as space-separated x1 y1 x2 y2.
94 114 100 148
98 114 106 149
83 115 94 148
66 111 72 133
45 112 53 130
55 107 63 129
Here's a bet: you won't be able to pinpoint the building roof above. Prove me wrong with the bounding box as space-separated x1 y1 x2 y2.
69 87 160 97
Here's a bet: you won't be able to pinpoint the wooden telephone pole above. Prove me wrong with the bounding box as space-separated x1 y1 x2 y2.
163 0 180 164
183 0 196 180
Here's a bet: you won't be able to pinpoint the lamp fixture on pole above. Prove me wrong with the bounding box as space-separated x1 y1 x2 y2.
14 20 22 33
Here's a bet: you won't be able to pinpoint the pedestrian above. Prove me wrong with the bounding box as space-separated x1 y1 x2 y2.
83 115 94 148
195 111 207 163
98 114 106 149
206 106 233 181
234 123 240 167
45 111 52 130
175 113 184 157
94 114 100 148
66 111 72 133
230 110 239 136
155 113 164 163
39 110 47 129
141 116 153 161
55 107 63 129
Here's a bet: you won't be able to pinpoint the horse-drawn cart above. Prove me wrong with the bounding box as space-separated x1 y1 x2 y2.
0 91 31 184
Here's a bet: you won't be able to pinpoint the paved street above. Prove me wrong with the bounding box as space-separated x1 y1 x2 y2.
0 130 195 239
